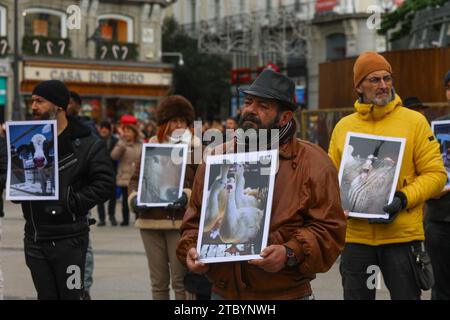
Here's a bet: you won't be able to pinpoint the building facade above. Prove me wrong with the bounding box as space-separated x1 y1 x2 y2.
0 0 175 123
166 0 404 110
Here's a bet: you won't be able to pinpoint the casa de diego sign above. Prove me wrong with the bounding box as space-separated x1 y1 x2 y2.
24 65 172 86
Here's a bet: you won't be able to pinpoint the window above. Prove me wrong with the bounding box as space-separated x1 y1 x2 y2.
23 8 67 38
294 0 301 12
326 33 346 60
240 0 246 13
266 0 272 11
215 0 221 19
190 0 196 25
97 15 133 43
0 5 6 37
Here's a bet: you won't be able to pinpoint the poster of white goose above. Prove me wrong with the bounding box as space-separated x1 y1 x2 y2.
338 132 406 219
5 120 59 201
197 150 277 263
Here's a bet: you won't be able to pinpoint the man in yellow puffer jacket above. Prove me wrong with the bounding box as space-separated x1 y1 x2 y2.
328 51 447 300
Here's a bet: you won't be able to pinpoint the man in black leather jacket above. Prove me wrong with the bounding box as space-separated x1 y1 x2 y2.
18 80 114 300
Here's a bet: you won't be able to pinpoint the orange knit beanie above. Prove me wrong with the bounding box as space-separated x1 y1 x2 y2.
353 51 392 88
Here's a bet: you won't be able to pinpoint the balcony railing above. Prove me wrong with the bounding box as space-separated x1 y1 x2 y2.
95 41 139 61
22 36 71 57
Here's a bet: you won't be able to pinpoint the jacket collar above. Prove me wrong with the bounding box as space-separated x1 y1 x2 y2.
355 93 402 121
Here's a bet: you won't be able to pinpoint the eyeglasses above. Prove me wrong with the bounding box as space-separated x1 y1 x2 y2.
365 75 393 85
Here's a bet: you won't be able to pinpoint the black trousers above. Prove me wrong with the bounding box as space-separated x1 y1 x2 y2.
425 219 450 300
120 187 129 223
24 234 89 300
97 196 116 222
340 242 421 300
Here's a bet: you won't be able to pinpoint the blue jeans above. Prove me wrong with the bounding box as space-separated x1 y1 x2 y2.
84 238 93 292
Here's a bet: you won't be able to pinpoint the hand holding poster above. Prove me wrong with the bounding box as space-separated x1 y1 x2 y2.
197 150 277 263
431 120 450 188
137 143 188 207
5 120 59 201
338 132 406 219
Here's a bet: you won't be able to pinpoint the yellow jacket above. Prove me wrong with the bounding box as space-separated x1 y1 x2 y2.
328 94 447 245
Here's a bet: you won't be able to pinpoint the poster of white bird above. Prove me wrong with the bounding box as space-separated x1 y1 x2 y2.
431 120 450 188
5 120 59 201
338 132 406 219
197 150 278 263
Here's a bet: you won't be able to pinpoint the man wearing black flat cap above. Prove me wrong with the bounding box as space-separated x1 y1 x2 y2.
177 69 346 300
15 80 114 300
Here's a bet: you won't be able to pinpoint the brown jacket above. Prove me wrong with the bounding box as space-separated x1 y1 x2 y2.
128 135 202 230
176 138 346 300
111 139 142 187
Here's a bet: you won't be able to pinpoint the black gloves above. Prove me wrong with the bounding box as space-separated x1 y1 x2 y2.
130 192 188 215
369 191 408 224
166 192 188 210
130 195 150 216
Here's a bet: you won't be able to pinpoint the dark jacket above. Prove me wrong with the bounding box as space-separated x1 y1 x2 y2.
0 136 6 217
103 134 118 172
177 138 346 300
78 116 100 138
20 116 115 241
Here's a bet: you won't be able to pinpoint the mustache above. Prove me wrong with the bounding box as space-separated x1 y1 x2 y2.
376 88 390 95
240 114 262 126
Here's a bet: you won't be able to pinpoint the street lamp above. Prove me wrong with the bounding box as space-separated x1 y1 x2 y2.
161 52 184 66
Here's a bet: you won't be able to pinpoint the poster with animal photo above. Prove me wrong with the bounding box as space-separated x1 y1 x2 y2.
5 120 59 201
431 120 450 188
338 132 406 219
197 150 278 263
137 143 188 207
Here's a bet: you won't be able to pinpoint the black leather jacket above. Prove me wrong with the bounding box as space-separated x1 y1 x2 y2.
20 116 115 241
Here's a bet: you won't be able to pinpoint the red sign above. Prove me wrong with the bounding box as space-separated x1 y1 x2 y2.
231 68 252 85
395 0 405 7
256 63 281 75
316 0 337 12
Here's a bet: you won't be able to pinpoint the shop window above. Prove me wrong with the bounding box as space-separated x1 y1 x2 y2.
23 8 66 38
98 15 133 43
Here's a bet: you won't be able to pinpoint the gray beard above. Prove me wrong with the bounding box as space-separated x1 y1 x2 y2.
362 88 395 106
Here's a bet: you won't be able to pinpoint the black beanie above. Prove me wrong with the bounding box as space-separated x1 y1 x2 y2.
32 80 70 110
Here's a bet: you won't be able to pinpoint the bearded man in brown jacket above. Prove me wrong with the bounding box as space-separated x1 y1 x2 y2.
176 69 347 300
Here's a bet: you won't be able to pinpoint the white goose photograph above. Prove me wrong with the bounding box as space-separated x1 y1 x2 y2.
431 120 450 188
197 150 277 263
137 143 188 207
338 132 406 219
5 120 58 201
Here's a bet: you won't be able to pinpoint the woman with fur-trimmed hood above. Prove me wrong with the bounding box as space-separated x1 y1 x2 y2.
128 95 202 300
